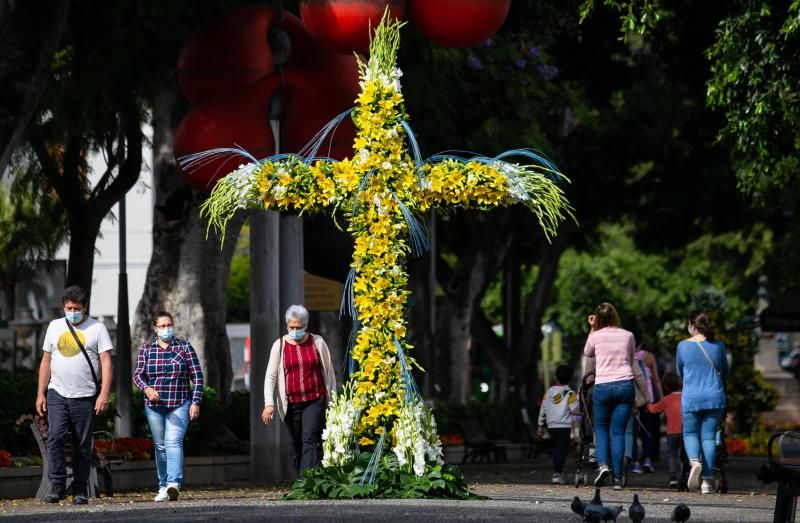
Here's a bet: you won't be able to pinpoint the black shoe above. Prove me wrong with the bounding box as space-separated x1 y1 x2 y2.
71 494 88 505
613 478 624 490
44 486 66 503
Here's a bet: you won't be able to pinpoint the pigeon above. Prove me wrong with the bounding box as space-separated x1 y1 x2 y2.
571 496 587 517
629 493 646 523
601 505 624 522
671 503 691 522
583 488 605 523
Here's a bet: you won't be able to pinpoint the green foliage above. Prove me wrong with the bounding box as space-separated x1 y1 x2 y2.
0 369 38 454
579 0 666 38
549 222 772 352
225 390 251 442
0 170 67 311
727 364 779 435
284 452 474 500
226 222 250 323
706 2 800 202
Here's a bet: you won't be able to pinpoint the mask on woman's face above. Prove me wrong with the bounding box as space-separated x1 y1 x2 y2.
288 329 305 341
157 328 174 342
687 324 693 336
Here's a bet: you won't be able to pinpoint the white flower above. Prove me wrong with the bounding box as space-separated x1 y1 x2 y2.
358 148 370 164
382 161 393 171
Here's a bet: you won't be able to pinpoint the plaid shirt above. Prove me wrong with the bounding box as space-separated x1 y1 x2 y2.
133 337 204 408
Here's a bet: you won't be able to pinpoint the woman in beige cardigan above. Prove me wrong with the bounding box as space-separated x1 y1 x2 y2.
262 305 336 474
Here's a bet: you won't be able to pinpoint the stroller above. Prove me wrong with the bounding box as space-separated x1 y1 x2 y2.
574 372 598 487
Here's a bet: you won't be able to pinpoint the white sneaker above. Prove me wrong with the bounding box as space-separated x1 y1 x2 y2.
701 479 714 494
552 473 565 484
687 460 702 491
166 483 180 501
154 487 169 502
594 465 611 487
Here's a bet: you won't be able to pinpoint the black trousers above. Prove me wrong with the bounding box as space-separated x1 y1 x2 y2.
285 396 326 475
46 389 94 492
548 427 572 474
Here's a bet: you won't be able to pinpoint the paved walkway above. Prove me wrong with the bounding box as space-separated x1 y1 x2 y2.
0 455 780 521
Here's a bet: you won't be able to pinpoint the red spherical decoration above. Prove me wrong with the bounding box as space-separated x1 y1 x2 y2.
174 76 281 192
300 0 406 55
281 69 359 160
409 0 510 48
175 63 359 191
282 12 361 79
177 5 278 105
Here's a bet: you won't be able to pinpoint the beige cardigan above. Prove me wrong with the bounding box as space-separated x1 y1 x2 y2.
263 333 336 420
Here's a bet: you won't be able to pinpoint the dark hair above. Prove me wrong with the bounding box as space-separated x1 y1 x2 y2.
62 285 88 306
152 311 174 326
595 302 621 329
688 310 715 340
662 371 682 394
555 365 574 386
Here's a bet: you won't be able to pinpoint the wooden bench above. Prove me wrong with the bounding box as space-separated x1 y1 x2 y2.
16 414 124 498
459 420 507 464
757 430 800 522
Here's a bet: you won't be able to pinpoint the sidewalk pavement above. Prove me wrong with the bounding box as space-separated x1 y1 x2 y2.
0 455 780 521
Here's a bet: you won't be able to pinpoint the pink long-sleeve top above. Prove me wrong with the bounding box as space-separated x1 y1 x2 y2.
583 327 635 384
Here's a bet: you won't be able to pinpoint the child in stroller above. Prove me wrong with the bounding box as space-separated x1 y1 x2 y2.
574 372 598 487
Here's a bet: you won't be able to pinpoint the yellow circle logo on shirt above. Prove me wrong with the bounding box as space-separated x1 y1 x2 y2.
57 330 85 358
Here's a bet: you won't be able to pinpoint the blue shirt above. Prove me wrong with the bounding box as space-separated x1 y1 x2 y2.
676 338 728 412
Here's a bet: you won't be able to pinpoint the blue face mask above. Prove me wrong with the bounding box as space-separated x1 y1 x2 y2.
157 328 174 342
65 310 83 324
289 329 306 341
687 324 693 336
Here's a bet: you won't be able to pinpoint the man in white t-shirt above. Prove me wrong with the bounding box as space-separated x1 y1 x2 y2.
35 285 113 505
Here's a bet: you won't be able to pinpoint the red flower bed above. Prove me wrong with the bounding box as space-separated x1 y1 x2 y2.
95 437 154 461
439 433 464 447
725 437 749 456
0 450 11 467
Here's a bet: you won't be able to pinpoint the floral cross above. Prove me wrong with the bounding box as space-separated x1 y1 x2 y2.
185 15 572 477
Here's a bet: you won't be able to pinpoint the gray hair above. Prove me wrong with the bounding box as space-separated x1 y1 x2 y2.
285 304 309 326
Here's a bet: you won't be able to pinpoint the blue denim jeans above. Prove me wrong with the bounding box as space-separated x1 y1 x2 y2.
593 379 634 479
682 408 723 479
145 401 190 488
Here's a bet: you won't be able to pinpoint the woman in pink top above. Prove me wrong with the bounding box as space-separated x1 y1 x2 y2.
584 302 636 490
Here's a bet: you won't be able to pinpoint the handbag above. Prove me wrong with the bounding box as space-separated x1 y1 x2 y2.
65 318 101 397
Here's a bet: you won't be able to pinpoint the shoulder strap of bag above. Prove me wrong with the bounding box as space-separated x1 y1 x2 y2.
694 339 723 382
66 318 100 393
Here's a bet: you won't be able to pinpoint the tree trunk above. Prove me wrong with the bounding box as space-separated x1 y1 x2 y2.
134 85 240 402
439 214 514 403
514 236 567 407
65 213 102 303
0 0 70 174
472 304 510 402
1 281 14 321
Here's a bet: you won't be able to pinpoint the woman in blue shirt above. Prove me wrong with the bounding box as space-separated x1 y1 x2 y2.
676 311 728 494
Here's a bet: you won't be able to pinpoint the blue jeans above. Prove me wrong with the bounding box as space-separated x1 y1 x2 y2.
145 401 190 488
593 379 634 479
682 408 723 479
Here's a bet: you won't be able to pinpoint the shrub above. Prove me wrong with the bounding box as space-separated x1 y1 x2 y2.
0 369 38 455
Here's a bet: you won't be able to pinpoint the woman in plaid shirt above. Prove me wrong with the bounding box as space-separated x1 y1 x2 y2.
133 311 204 502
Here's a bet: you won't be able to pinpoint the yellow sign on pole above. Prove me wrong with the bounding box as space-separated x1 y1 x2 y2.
304 272 343 312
